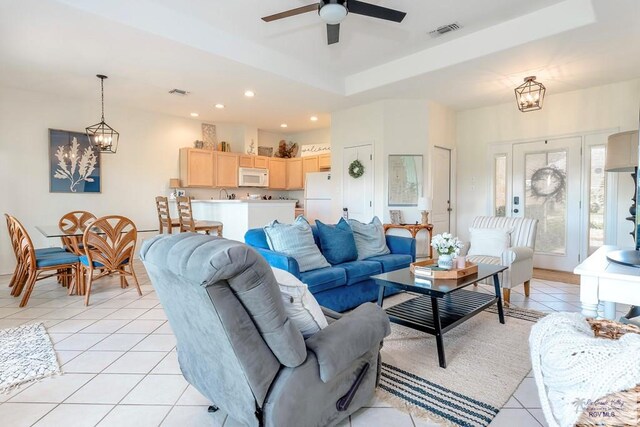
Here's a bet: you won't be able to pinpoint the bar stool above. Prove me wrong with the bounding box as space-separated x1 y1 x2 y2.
176 196 223 236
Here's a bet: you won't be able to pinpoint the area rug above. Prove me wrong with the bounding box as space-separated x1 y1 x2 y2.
379 305 545 427
0 323 61 393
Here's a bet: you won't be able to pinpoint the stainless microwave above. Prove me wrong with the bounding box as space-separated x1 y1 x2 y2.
238 167 269 187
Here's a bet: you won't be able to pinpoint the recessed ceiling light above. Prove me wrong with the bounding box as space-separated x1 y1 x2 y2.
280 123 288 128
310 116 318 122
215 104 225 109
190 112 199 117
244 90 255 98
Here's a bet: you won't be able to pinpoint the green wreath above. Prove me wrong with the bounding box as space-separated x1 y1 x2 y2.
348 159 365 178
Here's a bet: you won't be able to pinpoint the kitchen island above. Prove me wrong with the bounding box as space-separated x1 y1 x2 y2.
172 199 297 243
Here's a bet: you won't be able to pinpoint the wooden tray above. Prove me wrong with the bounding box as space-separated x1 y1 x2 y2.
410 260 478 279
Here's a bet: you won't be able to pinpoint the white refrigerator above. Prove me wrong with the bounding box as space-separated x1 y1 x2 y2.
304 172 334 224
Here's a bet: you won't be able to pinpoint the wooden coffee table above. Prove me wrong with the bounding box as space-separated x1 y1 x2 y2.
372 263 507 368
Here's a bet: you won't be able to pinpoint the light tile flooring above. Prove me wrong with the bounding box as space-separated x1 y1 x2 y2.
0 269 629 427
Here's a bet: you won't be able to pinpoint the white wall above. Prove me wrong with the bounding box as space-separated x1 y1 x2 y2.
456 78 640 246
330 100 455 256
0 85 207 274
288 128 331 147
0 86 312 275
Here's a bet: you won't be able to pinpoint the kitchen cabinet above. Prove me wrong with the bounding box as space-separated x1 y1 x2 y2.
269 158 287 190
287 158 304 190
254 156 269 169
239 155 254 168
239 155 270 169
318 153 331 170
215 152 239 188
179 148 214 187
303 156 319 178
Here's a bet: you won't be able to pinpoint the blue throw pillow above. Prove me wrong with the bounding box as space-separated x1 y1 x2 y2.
264 216 330 272
315 218 358 265
348 216 391 260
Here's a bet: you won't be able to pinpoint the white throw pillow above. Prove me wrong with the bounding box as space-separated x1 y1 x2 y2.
467 228 511 257
271 267 328 338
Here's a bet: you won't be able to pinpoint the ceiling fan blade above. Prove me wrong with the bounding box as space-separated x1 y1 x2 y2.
347 0 406 23
327 23 340 45
262 4 319 22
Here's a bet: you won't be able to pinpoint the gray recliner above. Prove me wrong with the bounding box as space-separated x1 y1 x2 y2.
140 233 391 427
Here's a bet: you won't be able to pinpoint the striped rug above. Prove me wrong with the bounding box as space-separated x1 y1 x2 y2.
379 306 544 426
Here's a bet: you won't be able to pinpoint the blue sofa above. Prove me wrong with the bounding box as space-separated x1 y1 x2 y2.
245 227 416 312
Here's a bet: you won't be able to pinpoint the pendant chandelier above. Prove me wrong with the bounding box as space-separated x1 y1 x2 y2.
86 74 119 154
514 76 546 113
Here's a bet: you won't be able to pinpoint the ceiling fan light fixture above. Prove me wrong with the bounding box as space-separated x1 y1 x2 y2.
319 3 348 25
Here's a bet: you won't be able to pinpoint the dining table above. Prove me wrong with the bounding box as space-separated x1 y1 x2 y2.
36 225 158 238
35 224 158 295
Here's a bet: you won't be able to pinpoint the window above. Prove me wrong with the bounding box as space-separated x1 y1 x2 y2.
494 155 507 217
588 146 606 254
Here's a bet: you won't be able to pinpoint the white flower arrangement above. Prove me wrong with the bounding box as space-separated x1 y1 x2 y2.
430 232 463 256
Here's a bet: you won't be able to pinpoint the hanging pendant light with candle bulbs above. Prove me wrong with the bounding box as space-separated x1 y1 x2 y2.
514 76 546 113
86 74 120 154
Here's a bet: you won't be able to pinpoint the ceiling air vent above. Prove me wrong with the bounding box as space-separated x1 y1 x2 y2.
168 88 189 96
428 22 461 38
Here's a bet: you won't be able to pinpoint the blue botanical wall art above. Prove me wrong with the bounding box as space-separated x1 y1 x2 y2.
49 129 101 193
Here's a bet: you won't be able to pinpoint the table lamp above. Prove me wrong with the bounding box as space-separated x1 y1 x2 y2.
605 130 639 240
169 178 181 199
417 197 432 225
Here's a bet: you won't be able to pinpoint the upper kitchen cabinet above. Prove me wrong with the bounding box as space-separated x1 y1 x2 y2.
215 152 239 188
254 156 269 169
269 158 287 190
239 155 270 169
303 156 319 177
239 155 254 168
180 148 214 187
286 158 304 190
318 153 331 170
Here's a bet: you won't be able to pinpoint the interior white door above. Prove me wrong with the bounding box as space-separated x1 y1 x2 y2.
512 137 582 271
343 145 374 222
432 147 452 234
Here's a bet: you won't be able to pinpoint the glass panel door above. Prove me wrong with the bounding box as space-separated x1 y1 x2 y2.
513 137 582 271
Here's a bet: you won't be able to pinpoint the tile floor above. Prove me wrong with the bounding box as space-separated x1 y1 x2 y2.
0 268 628 427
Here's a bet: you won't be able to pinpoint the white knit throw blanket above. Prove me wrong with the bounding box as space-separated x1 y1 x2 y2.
529 312 640 427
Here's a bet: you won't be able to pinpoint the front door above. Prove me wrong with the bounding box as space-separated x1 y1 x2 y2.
343 144 374 222
432 147 452 234
512 137 582 271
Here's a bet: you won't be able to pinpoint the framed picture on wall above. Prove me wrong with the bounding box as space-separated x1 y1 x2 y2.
49 129 101 193
388 154 423 206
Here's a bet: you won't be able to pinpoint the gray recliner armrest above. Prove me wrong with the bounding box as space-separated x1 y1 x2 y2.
321 306 343 323
305 303 391 383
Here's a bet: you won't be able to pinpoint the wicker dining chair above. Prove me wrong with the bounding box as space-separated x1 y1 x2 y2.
58 211 97 255
5 214 66 293
75 215 142 306
176 196 223 236
155 196 180 234
5 215 79 306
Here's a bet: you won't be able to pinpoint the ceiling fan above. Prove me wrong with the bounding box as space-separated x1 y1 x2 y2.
262 0 406 45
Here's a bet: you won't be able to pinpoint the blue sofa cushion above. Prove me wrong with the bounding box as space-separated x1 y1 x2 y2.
264 217 330 273
245 228 270 249
300 267 347 294
366 254 413 272
348 217 391 260
36 253 79 268
335 261 382 286
315 219 358 265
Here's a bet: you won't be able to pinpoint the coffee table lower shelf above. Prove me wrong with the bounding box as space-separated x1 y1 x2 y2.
386 290 497 333
385 290 501 368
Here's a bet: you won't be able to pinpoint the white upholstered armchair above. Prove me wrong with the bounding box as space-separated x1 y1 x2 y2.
461 216 538 304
